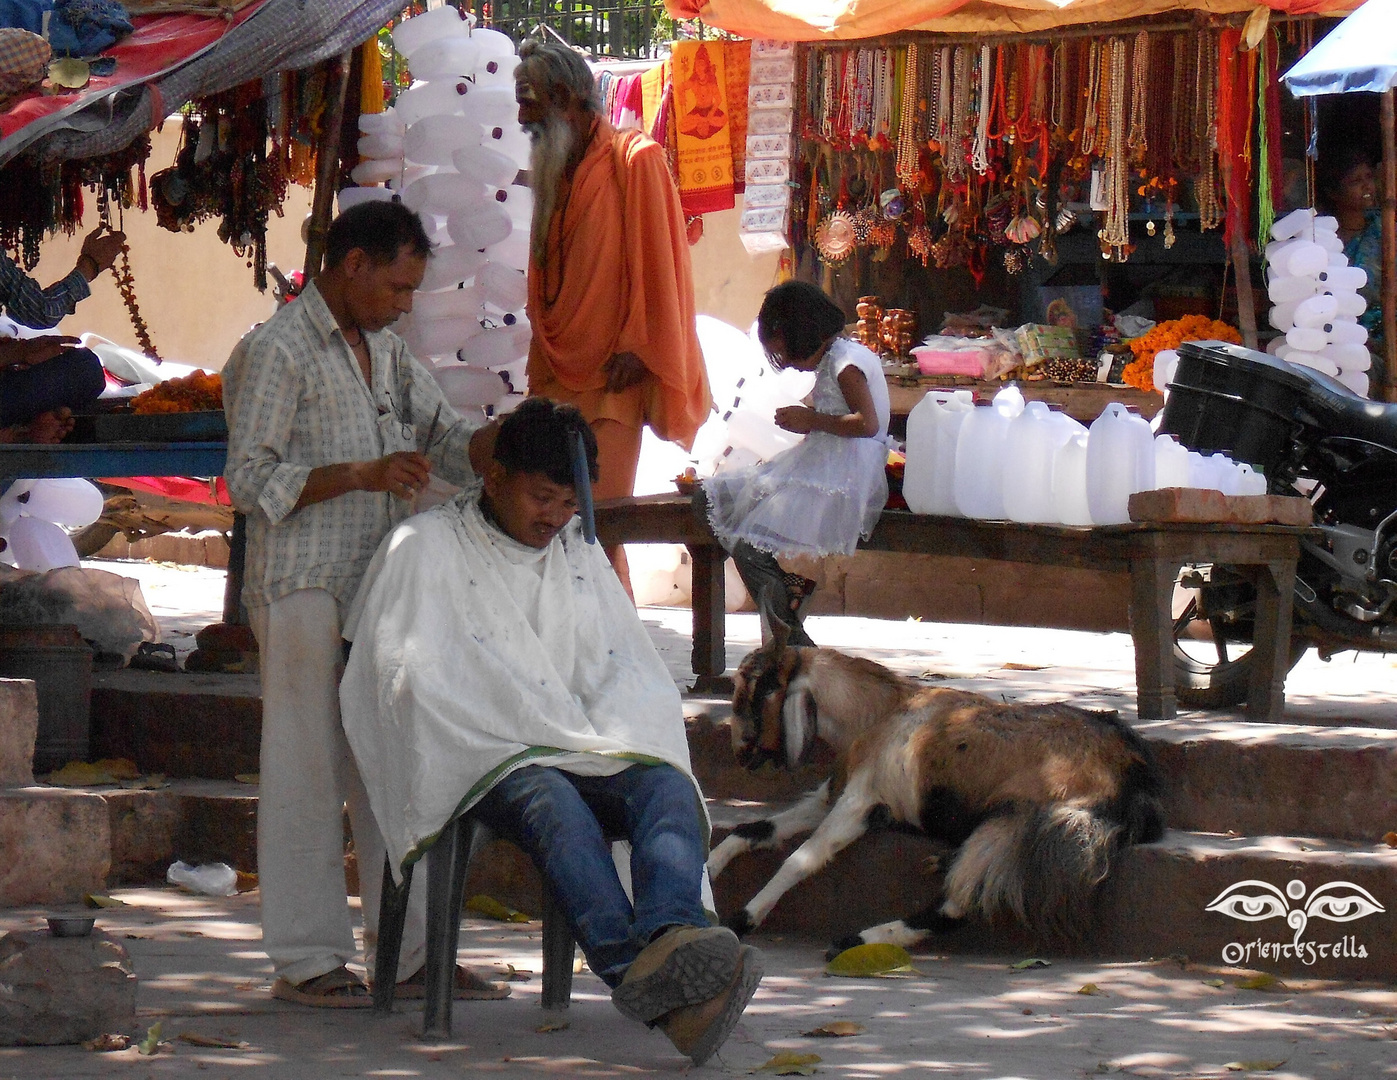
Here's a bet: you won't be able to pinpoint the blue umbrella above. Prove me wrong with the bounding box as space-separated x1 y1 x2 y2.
1281 0 1397 402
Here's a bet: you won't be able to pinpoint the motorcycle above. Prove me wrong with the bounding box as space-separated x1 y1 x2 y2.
1159 340 1397 708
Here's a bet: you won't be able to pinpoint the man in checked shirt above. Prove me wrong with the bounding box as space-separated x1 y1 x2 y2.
224 201 504 1008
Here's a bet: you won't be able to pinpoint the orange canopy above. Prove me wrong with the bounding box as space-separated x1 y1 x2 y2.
664 0 1357 42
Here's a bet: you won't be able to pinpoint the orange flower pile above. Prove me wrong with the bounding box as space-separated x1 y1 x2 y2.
1121 315 1241 392
131 371 223 414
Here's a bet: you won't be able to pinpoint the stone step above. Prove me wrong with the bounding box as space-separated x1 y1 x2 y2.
682 698 1397 845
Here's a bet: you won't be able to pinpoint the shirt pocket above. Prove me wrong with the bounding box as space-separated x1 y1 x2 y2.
376 407 417 456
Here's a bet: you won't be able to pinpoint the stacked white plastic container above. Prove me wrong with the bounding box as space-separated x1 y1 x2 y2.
739 41 796 256
1264 207 1373 397
338 6 532 413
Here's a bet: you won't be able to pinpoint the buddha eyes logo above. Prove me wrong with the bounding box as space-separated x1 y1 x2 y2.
1205 878 1384 965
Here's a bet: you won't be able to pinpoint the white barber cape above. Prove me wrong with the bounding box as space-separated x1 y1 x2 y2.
340 488 703 878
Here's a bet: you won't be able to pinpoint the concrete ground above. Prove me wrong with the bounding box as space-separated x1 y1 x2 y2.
3 888 1396 1079
15 557 1389 1077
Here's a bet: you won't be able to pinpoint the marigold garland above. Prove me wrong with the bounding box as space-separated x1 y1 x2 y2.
1121 314 1241 392
131 371 223 414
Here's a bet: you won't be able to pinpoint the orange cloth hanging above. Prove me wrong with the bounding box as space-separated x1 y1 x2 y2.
360 37 384 115
1215 28 1251 252
725 40 752 194
671 40 736 215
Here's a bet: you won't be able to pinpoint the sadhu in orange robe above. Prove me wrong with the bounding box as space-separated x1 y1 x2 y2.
526 120 712 512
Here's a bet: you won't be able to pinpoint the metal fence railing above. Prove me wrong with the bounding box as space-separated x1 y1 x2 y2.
469 0 670 60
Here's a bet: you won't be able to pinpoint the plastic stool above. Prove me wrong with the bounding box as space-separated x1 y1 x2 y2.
372 815 582 1037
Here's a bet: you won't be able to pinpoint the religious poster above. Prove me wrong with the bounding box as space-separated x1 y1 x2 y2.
672 40 735 215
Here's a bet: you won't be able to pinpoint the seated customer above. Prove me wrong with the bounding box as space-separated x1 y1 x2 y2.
0 330 104 443
340 398 762 1065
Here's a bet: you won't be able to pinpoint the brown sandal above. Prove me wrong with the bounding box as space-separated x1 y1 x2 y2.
782 573 817 616
389 964 511 1001
271 965 372 1009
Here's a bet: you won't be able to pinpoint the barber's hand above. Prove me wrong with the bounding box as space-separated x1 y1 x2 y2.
25 408 74 445
78 227 126 279
0 335 81 370
365 451 432 501
774 405 817 434
603 351 647 393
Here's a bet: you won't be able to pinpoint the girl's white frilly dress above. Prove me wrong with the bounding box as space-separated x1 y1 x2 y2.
703 337 891 558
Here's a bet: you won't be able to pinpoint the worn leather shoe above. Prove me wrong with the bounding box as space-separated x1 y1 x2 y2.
657 944 764 1065
611 925 740 1024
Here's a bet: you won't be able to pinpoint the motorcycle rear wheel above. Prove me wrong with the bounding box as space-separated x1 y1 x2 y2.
1172 587 1307 709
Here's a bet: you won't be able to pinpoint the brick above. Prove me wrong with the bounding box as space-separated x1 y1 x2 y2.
1129 488 1313 526
0 680 38 787
0 789 109 905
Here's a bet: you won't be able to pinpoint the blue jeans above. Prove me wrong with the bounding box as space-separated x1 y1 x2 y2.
0 347 104 427
471 763 708 988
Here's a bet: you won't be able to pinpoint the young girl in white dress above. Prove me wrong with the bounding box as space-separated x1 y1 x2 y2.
703 281 890 645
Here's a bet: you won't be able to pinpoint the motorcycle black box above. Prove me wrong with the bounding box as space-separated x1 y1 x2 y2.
1160 340 1310 475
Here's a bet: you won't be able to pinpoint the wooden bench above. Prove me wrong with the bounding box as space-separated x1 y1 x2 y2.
595 493 1308 721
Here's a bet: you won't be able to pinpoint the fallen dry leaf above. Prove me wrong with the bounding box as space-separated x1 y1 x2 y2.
1001 662 1047 671
136 1022 163 1056
82 1033 130 1052
1077 983 1106 996
235 871 259 893
178 1032 250 1049
1235 974 1288 992
1202 979 1227 988
755 1051 821 1075
84 894 125 909
802 1021 864 1037
535 1017 569 1033
504 964 533 982
466 894 531 922
826 943 915 977
1224 1061 1287 1072
1011 958 1052 970
233 773 259 785
118 774 168 790
1383 831 1397 847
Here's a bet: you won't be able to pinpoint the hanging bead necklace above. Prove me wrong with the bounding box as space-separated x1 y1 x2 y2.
971 45 994 174
853 49 874 140
1126 31 1149 166
1100 38 1131 257
1079 39 1102 156
1195 30 1222 231
896 43 921 183
947 46 971 183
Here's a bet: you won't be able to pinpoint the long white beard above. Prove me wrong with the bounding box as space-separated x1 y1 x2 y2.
528 116 577 265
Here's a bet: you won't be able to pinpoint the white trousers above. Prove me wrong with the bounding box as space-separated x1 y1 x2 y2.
250 588 427 985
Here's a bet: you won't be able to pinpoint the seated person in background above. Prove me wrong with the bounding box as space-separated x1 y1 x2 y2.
340 398 762 1066
0 329 104 443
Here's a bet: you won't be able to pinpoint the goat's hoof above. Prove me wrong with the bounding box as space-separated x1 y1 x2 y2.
825 934 864 961
722 909 754 939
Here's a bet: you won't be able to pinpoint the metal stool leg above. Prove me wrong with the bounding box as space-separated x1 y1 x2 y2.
373 855 413 1014
423 816 474 1039
539 883 576 1010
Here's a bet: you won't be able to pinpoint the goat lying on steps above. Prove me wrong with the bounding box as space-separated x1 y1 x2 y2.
709 634 1166 955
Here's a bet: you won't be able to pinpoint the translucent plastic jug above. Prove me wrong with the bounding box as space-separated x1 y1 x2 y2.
1051 432 1093 526
902 390 973 515
392 4 474 58
1003 402 1064 523
1153 434 1191 489
1086 403 1155 524
953 385 1023 519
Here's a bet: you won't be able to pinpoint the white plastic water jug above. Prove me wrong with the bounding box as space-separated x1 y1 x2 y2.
406 36 481 80
457 323 532 369
1153 434 1191 489
1086 403 1155 524
1003 401 1066 523
953 385 1023 519
902 390 973 516
419 244 488 291
446 203 513 250
405 115 485 166
392 4 473 58
1051 431 1093 526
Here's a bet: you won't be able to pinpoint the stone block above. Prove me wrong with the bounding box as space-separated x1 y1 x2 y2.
0 930 136 1045
0 789 110 905
1129 488 1313 526
104 789 181 885
0 680 38 787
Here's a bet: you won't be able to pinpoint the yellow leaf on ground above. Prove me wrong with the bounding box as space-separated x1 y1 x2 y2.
535 1017 569 1033
45 762 117 787
1383 831 1397 847
1001 662 1047 671
1077 982 1106 995
465 894 531 922
1224 1061 1287 1072
83 894 125 909
234 773 259 785
178 1032 251 1049
826 943 915 977
1201 979 1227 988
755 1051 822 1075
93 758 141 780
1011 958 1052 970
235 871 259 893
802 1021 864 1037
136 1022 163 1056
1235 974 1288 992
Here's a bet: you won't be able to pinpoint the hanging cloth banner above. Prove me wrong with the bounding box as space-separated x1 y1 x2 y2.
671 39 735 215
640 59 668 135
724 39 751 194
1215 27 1252 253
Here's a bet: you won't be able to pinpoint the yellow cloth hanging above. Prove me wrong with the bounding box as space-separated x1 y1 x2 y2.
360 37 385 115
